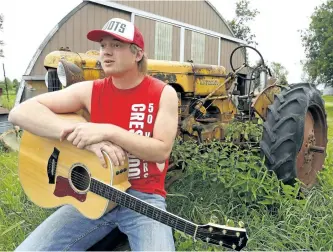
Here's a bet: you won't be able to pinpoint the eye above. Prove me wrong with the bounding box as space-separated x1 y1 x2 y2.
113 42 122 48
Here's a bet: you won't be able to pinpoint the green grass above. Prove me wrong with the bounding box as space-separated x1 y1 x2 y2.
0 152 55 251
0 91 16 110
323 95 333 138
0 95 333 250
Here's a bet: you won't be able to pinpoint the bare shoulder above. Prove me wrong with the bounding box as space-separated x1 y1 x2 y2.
160 84 178 105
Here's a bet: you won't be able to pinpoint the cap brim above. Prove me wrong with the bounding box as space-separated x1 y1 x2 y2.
87 30 133 43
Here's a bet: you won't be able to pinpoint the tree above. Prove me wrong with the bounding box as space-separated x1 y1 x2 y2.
300 0 333 86
269 62 289 85
0 14 3 57
227 0 260 46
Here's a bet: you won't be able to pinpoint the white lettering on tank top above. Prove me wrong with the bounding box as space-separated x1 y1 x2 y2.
128 103 154 180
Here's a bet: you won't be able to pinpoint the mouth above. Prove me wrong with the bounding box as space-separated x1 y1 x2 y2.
104 60 114 64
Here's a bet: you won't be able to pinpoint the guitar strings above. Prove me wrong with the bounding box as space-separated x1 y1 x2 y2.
52 164 197 234
60 169 244 238
52 164 243 245
59 169 244 240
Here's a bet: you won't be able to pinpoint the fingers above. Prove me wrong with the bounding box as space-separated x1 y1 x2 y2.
67 130 78 143
60 127 75 142
76 138 87 149
113 145 126 163
84 141 126 168
94 148 107 168
101 145 125 166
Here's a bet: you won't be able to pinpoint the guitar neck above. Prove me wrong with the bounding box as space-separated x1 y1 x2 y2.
90 178 198 237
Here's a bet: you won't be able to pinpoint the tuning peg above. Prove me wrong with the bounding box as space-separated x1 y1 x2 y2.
238 220 245 228
232 244 236 250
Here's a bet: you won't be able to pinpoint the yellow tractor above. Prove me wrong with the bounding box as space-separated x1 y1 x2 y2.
42 45 327 250
43 45 328 189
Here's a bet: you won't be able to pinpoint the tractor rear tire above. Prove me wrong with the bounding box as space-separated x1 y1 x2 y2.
260 83 327 187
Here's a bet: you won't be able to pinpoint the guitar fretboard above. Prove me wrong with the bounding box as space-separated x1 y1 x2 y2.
90 179 197 236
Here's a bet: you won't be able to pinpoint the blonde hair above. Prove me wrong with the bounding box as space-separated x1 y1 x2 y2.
130 44 148 75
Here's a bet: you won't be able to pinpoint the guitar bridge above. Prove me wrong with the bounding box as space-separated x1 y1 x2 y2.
47 147 60 184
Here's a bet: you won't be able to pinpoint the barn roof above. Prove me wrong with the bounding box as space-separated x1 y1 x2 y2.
15 0 246 107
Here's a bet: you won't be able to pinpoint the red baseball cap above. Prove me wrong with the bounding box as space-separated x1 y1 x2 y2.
87 18 144 50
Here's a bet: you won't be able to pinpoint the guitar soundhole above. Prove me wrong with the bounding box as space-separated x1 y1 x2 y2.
70 165 90 191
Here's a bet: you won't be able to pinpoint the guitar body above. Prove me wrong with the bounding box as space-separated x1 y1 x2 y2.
18 113 131 220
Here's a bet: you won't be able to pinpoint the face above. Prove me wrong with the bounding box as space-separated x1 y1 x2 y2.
99 36 143 77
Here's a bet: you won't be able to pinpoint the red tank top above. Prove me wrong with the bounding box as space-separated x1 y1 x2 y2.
90 75 169 198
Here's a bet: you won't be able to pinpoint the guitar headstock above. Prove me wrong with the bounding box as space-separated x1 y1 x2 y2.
195 222 248 251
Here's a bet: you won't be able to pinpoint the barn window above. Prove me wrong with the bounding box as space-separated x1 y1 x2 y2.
191 31 205 64
155 22 172 60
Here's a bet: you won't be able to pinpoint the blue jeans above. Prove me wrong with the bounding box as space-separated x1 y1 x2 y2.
15 189 175 251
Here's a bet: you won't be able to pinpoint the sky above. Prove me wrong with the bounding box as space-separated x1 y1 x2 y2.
0 0 326 83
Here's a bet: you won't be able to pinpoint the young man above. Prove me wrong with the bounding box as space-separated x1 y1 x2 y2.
9 17 178 251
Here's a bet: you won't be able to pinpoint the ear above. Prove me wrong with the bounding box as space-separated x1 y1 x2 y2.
135 50 144 62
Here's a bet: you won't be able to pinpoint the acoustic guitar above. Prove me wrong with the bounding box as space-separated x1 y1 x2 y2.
18 113 248 251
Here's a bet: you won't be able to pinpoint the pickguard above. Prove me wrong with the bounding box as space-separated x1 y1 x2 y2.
53 176 87 202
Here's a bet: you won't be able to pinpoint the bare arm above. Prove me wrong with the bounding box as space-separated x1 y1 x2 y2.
8 81 93 139
105 85 179 166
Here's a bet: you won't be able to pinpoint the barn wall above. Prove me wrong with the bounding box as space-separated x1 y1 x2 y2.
30 3 131 76
112 0 233 36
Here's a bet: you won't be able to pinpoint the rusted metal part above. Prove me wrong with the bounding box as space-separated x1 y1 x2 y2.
252 84 282 121
309 145 325 153
191 63 227 75
196 118 218 123
191 63 229 96
296 110 326 187
193 65 245 113
206 95 229 100
44 51 105 82
58 60 85 87
150 73 177 84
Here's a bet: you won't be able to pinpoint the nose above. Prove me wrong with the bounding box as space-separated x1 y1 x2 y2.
103 49 113 57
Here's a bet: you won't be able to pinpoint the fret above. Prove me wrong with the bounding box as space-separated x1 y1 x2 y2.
184 222 188 235
122 191 126 205
141 203 147 215
166 214 170 227
123 197 129 208
169 216 177 228
116 191 122 203
129 198 136 210
111 188 116 201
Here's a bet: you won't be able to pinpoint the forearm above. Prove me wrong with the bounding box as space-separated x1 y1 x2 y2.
8 100 72 140
105 125 170 163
